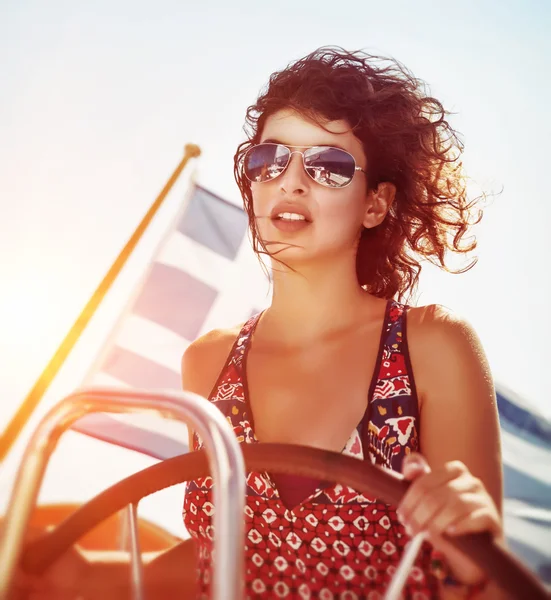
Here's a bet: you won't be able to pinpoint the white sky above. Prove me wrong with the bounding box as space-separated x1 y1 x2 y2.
1 0 550 459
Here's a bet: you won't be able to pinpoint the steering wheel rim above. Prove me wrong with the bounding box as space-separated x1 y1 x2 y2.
22 443 549 599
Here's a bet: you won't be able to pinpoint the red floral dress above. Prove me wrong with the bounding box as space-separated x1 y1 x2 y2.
183 300 439 599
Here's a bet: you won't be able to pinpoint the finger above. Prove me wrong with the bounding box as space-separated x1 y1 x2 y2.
445 507 501 537
401 453 430 480
427 493 485 540
405 475 481 536
398 462 467 526
403 492 448 537
398 453 433 525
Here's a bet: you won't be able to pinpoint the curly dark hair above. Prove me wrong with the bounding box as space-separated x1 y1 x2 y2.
233 46 484 302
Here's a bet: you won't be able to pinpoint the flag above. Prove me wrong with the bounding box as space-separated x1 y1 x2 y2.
72 183 271 458
496 384 551 584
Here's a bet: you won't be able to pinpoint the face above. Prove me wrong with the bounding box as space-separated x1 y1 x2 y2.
250 109 389 266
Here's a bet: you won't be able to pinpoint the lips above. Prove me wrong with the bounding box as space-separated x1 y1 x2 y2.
271 217 311 233
270 201 312 222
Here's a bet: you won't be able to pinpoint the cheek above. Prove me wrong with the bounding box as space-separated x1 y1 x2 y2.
319 189 366 228
251 184 270 217
251 185 273 237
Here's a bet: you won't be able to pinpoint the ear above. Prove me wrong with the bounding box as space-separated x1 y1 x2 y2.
363 182 396 229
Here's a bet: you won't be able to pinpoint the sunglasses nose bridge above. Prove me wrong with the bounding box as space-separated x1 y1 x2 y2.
282 149 309 176
287 149 306 164
290 149 317 179
258 147 310 191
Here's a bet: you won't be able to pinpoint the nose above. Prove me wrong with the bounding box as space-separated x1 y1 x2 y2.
279 151 310 195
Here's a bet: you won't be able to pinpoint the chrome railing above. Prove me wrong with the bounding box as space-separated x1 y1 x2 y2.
0 387 246 600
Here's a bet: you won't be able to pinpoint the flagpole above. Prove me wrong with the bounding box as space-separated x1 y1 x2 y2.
0 144 201 462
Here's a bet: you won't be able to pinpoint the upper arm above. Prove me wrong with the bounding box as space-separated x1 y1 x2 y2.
180 328 238 452
407 305 503 513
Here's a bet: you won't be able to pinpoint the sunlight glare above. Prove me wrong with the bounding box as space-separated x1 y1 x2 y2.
0 270 79 371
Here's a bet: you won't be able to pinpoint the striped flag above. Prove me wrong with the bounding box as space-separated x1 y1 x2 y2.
72 183 270 457
496 385 551 585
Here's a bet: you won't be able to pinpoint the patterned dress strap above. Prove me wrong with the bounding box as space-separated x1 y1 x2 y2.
230 311 263 371
366 300 420 472
191 312 263 452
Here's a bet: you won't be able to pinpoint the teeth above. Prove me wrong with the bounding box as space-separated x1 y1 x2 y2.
277 212 306 221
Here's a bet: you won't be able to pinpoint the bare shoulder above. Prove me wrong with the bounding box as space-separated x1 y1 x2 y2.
407 302 471 329
182 324 245 449
181 324 244 398
405 303 494 405
406 303 485 355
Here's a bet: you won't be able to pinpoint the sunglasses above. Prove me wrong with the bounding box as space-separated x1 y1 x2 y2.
243 143 366 189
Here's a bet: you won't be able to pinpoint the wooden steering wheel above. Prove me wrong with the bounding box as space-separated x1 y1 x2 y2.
22 444 549 599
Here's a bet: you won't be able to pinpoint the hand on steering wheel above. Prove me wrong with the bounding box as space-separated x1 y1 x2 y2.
398 452 501 589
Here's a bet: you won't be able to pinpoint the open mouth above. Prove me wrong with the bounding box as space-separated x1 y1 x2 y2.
270 212 312 233
272 212 310 222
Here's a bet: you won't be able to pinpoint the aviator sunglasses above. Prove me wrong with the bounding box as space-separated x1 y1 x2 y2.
243 142 366 189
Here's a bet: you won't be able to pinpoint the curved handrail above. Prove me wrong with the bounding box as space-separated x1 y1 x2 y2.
0 387 245 600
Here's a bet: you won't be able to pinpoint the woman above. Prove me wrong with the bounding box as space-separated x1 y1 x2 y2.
14 47 503 599
180 47 503 599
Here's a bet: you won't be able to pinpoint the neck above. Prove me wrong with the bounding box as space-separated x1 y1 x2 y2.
261 252 382 345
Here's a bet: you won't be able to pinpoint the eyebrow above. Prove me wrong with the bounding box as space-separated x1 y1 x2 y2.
261 137 349 152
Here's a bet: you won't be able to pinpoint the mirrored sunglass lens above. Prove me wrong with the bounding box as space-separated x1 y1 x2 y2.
304 147 355 187
244 144 289 182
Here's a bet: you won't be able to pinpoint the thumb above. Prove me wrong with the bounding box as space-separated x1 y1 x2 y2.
402 453 431 481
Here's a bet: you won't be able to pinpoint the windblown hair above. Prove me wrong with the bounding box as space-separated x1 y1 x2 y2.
233 46 484 302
